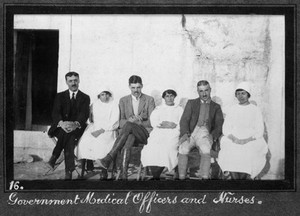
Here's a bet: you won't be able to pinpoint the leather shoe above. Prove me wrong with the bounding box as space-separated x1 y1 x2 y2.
65 170 73 180
46 155 56 170
99 169 108 180
86 159 94 172
95 155 112 169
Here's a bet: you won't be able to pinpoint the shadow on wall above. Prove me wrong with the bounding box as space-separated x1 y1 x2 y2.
179 97 189 109
151 90 163 107
257 149 271 179
250 99 271 179
212 96 223 107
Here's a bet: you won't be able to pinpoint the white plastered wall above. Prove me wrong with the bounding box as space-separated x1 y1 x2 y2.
14 14 285 179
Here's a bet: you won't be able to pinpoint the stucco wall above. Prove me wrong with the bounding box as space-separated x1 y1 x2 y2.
14 14 285 179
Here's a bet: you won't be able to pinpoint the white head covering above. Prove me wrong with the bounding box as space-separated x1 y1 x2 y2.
236 82 251 96
97 87 114 101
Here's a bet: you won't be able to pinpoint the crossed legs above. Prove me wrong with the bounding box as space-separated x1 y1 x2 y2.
97 122 148 180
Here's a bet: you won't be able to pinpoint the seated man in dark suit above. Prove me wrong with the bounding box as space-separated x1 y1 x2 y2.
47 72 90 180
97 75 155 180
178 80 223 180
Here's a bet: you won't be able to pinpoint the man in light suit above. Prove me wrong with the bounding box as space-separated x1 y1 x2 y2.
178 80 223 180
47 72 90 179
97 75 155 180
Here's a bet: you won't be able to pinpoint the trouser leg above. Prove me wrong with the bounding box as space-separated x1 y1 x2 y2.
120 134 135 180
86 159 94 171
50 130 65 165
81 159 86 177
178 154 188 180
114 122 148 179
64 134 77 173
194 126 212 179
108 122 148 159
198 153 211 179
178 139 195 180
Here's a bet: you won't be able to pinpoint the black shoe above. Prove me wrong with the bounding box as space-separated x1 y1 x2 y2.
96 155 112 169
87 159 94 172
65 170 73 180
99 169 108 180
46 155 56 170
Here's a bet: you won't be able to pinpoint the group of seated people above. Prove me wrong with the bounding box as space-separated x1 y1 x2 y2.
47 72 268 181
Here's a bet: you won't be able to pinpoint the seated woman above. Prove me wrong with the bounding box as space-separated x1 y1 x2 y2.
141 89 183 180
218 82 268 180
76 88 119 177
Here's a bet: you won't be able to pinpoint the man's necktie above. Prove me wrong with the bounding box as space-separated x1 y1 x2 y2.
71 92 76 108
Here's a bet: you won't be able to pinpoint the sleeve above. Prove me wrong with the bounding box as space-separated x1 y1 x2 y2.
89 104 94 123
222 107 233 136
119 98 127 128
140 96 156 129
103 103 120 131
149 107 161 127
76 95 91 126
210 104 224 141
179 100 193 137
252 107 265 139
175 107 184 129
147 97 156 119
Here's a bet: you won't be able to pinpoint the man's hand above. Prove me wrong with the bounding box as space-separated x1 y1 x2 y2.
179 133 190 145
91 128 105 138
59 121 78 133
128 116 142 124
158 121 177 129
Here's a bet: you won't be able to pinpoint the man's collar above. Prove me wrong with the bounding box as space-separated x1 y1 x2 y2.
200 98 211 104
131 93 142 101
69 90 79 98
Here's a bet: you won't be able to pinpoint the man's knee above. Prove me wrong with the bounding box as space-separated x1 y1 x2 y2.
179 142 191 155
124 134 135 149
122 122 135 133
199 144 211 154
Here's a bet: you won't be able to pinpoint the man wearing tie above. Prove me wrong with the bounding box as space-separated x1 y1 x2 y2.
97 75 155 180
47 72 90 180
178 80 224 180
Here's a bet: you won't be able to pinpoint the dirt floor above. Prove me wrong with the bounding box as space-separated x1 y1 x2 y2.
13 160 175 181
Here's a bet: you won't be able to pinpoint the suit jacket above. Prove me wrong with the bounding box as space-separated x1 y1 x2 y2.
48 89 90 138
179 98 224 142
119 93 155 133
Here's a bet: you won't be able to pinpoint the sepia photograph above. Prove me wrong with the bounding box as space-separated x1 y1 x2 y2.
1 1 299 215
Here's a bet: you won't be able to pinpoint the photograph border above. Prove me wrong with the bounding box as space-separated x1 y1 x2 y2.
3 3 297 192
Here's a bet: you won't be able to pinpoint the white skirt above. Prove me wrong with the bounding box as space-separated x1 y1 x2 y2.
75 124 116 160
141 128 179 171
218 136 268 178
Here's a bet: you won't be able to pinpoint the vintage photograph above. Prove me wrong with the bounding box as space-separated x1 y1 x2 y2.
11 12 286 186
1 2 299 216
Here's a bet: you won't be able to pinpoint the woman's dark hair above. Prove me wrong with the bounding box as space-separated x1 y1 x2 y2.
235 89 251 98
129 75 143 85
162 89 177 98
97 91 112 99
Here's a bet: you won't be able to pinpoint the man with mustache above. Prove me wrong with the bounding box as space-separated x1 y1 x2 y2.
178 80 224 180
47 72 90 180
97 75 155 180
